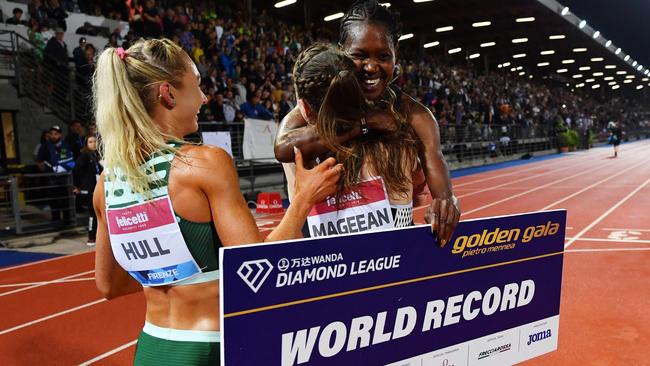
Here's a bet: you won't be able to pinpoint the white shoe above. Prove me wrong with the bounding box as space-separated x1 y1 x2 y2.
86 241 96 246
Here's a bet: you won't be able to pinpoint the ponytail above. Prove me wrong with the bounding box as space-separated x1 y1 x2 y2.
93 39 188 196
317 69 366 153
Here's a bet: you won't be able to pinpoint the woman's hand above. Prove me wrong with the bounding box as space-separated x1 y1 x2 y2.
292 146 342 205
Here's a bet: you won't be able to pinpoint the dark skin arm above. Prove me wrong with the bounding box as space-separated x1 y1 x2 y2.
274 99 460 246
274 107 392 163
404 97 460 246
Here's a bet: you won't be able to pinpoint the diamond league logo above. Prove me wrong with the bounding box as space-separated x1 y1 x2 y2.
237 259 274 293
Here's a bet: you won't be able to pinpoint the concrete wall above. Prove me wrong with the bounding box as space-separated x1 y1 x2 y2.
0 79 62 166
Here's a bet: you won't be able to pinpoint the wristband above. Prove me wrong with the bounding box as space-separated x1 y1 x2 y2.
360 117 369 135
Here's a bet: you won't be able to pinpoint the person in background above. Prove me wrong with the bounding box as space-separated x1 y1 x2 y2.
28 19 46 60
45 0 68 31
33 129 50 161
6 8 28 26
29 0 48 28
609 121 623 158
73 37 87 67
36 125 75 223
73 135 103 245
44 27 68 97
37 125 75 173
222 90 238 123
65 120 86 160
240 95 273 120
278 92 294 122
87 122 98 136
141 0 162 38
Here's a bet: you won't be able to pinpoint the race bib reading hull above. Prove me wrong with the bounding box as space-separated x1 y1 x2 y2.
107 197 200 286
308 177 394 237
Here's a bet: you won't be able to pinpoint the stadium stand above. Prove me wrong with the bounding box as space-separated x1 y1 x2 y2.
0 0 648 234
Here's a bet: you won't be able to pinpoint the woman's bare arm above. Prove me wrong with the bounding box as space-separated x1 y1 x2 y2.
275 107 396 163
406 98 460 246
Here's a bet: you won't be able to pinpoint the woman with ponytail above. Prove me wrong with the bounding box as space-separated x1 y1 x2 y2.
275 0 460 246
92 38 341 365
289 44 419 238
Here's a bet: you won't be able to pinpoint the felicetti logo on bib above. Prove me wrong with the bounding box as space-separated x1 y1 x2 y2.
307 177 394 238
106 196 201 286
107 198 174 234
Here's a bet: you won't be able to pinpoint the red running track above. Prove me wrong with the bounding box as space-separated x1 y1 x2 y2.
1 140 649 365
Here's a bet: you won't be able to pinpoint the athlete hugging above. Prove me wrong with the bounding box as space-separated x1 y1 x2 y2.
275 0 460 244
287 44 419 238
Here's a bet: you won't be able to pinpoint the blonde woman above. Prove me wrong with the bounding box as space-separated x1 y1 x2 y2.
92 39 341 365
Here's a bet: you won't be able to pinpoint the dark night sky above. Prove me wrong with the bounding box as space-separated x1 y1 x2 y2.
560 0 650 67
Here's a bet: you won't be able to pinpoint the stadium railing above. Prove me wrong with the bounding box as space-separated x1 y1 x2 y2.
0 30 91 124
0 172 76 235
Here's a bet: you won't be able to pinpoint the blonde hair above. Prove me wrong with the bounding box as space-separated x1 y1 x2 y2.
93 38 189 196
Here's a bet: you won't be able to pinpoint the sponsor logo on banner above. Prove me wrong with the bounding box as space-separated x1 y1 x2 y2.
275 252 401 288
477 343 511 360
237 259 273 293
527 328 552 345
221 211 566 366
451 220 561 258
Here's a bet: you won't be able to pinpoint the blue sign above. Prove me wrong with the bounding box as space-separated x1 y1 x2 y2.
220 210 566 366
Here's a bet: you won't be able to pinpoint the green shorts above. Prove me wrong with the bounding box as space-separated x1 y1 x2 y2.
134 322 220 366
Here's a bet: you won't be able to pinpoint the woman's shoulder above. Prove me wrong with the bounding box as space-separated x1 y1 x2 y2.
177 144 233 166
400 93 435 122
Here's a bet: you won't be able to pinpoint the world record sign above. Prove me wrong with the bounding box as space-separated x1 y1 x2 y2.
220 210 566 366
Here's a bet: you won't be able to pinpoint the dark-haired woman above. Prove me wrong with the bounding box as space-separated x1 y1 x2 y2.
72 135 102 246
288 44 418 238
275 0 460 246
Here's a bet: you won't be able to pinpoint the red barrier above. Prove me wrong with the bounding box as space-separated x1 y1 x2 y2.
256 192 284 214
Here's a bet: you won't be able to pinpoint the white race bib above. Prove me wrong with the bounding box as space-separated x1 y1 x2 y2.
106 196 201 286
307 177 394 238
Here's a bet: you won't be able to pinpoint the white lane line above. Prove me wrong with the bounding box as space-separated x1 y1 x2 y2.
454 159 595 200
0 298 106 335
0 270 95 297
565 237 650 244
0 251 91 273
461 159 618 216
0 277 95 288
78 339 138 366
452 156 577 188
452 141 650 188
602 228 650 232
540 157 649 211
415 141 650 214
452 140 650 189
566 248 650 253
564 176 650 249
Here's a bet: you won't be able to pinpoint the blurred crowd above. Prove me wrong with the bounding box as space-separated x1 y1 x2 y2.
7 0 649 145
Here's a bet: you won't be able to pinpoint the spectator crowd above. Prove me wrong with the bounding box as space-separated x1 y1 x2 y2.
6 0 650 150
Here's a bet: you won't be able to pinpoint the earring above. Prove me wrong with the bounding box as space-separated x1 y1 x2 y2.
390 65 402 84
158 94 176 109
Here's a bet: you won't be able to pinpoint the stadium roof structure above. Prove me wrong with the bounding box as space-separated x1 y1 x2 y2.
264 0 650 95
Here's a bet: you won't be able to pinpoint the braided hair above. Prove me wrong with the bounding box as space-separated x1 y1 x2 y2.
293 43 361 121
293 44 417 201
339 0 402 46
